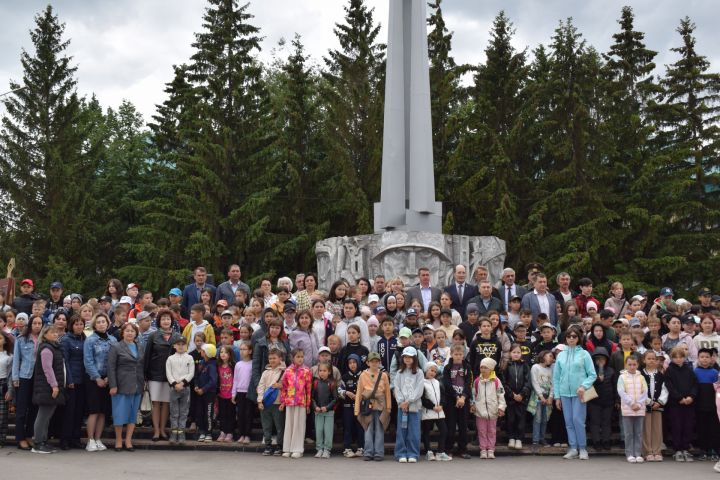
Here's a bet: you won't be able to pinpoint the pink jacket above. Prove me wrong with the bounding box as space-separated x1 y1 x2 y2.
280 363 311 407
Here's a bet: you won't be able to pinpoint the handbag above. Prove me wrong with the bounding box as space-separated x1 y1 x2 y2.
140 388 152 413
359 370 383 416
582 386 598 403
262 369 285 407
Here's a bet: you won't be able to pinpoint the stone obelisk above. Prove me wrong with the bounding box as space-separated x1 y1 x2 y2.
373 0 442 233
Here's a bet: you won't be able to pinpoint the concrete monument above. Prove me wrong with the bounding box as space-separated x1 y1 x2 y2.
316 0 506 291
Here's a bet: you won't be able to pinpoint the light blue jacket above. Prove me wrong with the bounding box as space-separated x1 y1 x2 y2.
553 346 596 398
83 333 117 380
11 335 37 381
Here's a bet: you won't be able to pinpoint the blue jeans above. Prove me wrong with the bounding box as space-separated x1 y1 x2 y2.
364 411 385 458
394 411 421 460
560 396 587 450
533 404 548 443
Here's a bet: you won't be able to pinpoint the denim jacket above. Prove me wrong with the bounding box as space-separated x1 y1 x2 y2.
11 335 37 381
60 333 86 385
83 332 117 380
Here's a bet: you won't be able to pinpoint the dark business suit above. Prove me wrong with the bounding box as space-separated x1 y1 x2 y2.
468 295 504 316
181 283 217 314
520 291 558 328
405 285 442 312
498 284 528 310
444 283 478 319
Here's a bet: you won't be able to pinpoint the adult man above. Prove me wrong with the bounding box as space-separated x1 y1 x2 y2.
497 268 527 312
44 281 64 320
283 302 297 332
649 287 673 321
444 265 478 319
181 266 216 314
520 273 558 327
405 268 442 313
698 288 715 314
372 275 387 296
471 265 501 299
522 262 544 290
215 264 251 304
12 278 39 315
552 271 577 306
469 280 503 316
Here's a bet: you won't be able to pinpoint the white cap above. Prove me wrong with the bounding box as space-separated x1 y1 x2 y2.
368 294 379 303
318 346 331 354
119 296 133 305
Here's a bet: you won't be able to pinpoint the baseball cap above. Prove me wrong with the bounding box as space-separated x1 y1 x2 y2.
50 281 63 290
168 288 182 297
367 352 381 362
221 310 233 317
21 279 33 287
136 311 151 322
368 294 380 304
422 324 435 331
126 283 140 291
466 304 479 314
406 308 418 317
318 346 331 355
98 295 112 303
659 287 673 297
539 324 555 331
284 302 296 312
698 287 712 296
398 327 412 338
201 344 217 358
629 317 641 327
402 346 417 357
630 295 644 303
119 296 133 306
373 305 386 315
411 328 423 336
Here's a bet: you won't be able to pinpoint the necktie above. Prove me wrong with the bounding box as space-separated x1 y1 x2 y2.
458 284 464 300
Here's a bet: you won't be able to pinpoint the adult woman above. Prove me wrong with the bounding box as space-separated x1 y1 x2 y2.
83 312 118 451
52 309 69 336
248 318 289 403
355 352 391 460
105 279 124 307
356 278 371 305
553 325 597 460
560 301 579 333
311 299 333 347
79 303 95 332
334 299 370 349
144 309 181 441
11 314 42 450
386 278 405 297
259 279 274 307
326 280 347 317
108 323 145 451
289 310 320 367
60 315 86 450
604 282 628 319
661 314 698 363
31 325 66 454
584 323 617 354
295 273 319 312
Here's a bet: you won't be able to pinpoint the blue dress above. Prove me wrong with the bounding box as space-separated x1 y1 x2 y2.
112 343 142 426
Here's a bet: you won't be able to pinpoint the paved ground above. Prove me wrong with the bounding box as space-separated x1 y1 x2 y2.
1 449 716 479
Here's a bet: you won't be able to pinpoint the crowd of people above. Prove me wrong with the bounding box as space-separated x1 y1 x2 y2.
0 263 719 472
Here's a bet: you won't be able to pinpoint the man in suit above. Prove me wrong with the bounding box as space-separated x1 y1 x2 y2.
181 266 216 314
520 273 558 328
405 267 442 313
471 265 501 299
497 267 527 312
215 264 251 304
469 280 503 316
552 271 577 307
444 264 478 319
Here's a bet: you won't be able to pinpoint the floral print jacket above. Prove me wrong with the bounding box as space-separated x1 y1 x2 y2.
280 363 312 407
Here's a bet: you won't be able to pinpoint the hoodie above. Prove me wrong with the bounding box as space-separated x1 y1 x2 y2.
590 347 616 407
468 334 502 376
195 357 218 395
664 361 698 406
182 320 216 351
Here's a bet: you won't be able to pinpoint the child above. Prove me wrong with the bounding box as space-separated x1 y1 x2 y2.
393 346 425 463
611 331 638 374
327 335 342 369
694 317 720 363
694 348 720 460
530 350 554 449
166 336 194 444
641 350 667 461
664 345 698 461
502 344 530 449
531 324 558 364
511 324 532 364
231 341 254 444
430 330 450 368
0 331 12 447
437 308 458 342
355 352 391 461
442 344 471 459
183 304 216 350
338 354 363 457
218 329 240 362
617 355 648 463
468 318 502 376
337 324 369 374
367 317 380 353
648 335 668 365
376 317 398 373
257 349 285 456
587 347 615 451
470 357 506 459
312 362 337 458
216 345 236 442
421 363 450 461
280 348 312 458
313 346 342 383
193 344 218 442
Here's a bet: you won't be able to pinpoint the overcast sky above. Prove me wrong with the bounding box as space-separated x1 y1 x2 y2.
1 0 718 120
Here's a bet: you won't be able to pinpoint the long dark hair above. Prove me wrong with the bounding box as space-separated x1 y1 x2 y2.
398 352 419 374
22 315 44 339
105 278 124 299
342 298 359 319
328 280 347 303
0 330 14 354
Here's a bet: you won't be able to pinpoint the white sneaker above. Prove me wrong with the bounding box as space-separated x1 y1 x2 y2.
563 449 579 459
271 436 278 446
85 439 98 452
408 457 417 463
282 452 291 458
291 452 303 459
713 460 720 473
487 451 495 459
436 452 452 461
683 451 694 462
355 448 363 457
508 439 516 449
343 448 355 458
579 449 589 460
515 440 523 450
95 439 107 451
398 457 408 463
635 457 644 463
321 450 331 459
480 450 488 459
627 457 637 463
426 451 435 461
315 450 323 458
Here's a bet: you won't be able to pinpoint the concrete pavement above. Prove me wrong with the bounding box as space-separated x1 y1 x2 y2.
1 449 716 479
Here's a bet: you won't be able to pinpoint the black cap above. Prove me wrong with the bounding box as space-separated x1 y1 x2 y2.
98 295 112 303
411 328 423 336
284 302 296 312
698 287 712 296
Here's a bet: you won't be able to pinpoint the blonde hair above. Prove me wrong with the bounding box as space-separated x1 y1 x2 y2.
90 312 111 330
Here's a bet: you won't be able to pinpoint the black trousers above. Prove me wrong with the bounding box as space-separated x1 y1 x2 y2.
548 403 568 444
195 394 215 435
422 418 447 453
61 384 86 442
506 401 527 440
696 408 720 451
217 397 235 434
14 378 37 442
444 403 469 453
587 402 612 446
234 392 254 437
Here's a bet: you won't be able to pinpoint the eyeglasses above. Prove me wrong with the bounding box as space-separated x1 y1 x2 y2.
566 334 578 339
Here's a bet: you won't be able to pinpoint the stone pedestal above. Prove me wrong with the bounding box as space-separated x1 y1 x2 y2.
315 232 506 291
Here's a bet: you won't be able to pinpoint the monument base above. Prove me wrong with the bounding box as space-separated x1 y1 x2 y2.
315 231 506 291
